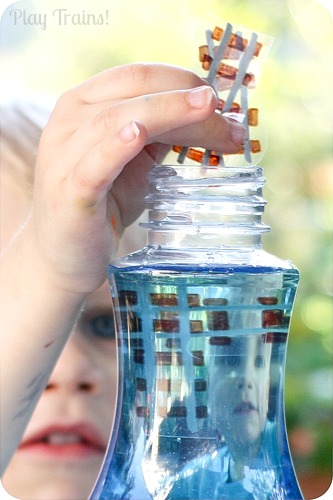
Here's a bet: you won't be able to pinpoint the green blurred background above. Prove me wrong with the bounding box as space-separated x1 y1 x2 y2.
1 0 332 498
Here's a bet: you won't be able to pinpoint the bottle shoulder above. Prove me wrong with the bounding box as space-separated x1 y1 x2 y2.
110 246 298 274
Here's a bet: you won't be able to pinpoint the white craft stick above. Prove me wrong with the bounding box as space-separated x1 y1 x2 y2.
222 31 258 112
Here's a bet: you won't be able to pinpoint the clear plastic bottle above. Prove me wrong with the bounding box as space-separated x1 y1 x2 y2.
91 164 303 499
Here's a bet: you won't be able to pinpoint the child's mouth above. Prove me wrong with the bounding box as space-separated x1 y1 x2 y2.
19 424 106 459
233 401 257 415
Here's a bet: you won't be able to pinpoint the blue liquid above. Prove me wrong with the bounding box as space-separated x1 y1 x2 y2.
92 264 302 499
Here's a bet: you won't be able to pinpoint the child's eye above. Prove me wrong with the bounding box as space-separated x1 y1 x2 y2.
87 314 115 339
221 355 240 367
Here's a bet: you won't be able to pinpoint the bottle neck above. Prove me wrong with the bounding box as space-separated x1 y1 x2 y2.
141 165 270 251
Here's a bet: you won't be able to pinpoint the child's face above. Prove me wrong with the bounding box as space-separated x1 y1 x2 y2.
211 336 271 455
1 174 118 499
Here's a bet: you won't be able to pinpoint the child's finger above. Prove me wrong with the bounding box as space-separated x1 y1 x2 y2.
67 86 216 170
74 63 206 103
71 121 148 202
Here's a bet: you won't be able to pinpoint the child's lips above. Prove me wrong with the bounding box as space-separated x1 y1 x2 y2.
19 423 107 459
233 401 257 415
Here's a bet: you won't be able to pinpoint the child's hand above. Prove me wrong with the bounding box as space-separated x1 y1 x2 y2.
26 63 246 295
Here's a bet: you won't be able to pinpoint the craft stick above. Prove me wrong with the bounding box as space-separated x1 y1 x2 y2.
222 31 258 112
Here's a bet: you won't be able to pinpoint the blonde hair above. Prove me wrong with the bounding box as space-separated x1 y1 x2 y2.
0 97 52 194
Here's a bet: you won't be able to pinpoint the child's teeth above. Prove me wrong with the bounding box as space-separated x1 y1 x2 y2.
46 433 81 445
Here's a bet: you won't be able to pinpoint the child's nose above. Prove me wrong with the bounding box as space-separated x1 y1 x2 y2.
234 372 256 393
236 378 254 391
45 337 104 394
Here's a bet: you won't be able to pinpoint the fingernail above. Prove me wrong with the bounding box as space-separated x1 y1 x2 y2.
187 86 214 108
229 120 247 144
119 121 140 143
